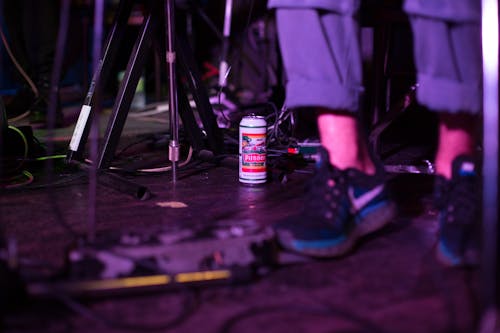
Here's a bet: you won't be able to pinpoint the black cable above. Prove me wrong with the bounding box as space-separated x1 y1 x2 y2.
226 0 255 72
201 0 258 99
245 0 256 32
115 135 157 157
217 302 391 333
54 288 200 332
2 171 87 191
194 4 224 41
225 1 280 99
240 100 291 147
214 243 479 333
216 85 232 123
2 169 87 240
0 23 39 99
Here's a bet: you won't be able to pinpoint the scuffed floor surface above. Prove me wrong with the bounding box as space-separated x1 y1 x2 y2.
0 152 482 333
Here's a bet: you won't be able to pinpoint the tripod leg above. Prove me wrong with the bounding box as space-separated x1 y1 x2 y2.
66 0 135 163
97 11 156 169
219 0 233 88
177 79 206 153
165 0 180 182
177 36 224 155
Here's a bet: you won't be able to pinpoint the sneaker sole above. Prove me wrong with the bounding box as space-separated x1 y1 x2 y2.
357 201 397 237
435 242 479 268
277 201 397 258
435 243 461 267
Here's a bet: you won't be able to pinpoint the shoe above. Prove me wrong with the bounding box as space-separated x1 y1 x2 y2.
275 147 397 258
434 155 480 267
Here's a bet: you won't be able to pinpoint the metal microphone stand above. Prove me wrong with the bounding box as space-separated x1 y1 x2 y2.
479 0 499 331
165 0 180 182
65 0 223 196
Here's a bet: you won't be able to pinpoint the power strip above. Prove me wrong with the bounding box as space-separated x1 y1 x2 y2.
28 220 279 297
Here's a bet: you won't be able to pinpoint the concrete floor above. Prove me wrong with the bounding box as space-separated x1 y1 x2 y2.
0 105 485 333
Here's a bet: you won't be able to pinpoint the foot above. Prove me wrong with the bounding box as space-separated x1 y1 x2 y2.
434 155 480 267
275 147 397 258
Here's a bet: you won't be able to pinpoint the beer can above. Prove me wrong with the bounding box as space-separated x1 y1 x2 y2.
239 115 267 184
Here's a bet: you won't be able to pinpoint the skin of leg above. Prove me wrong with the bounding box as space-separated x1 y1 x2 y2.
408 16 480 180
434 113 477 179
317 108 376 175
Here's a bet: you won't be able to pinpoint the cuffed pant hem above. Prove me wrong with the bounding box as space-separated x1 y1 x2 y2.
286 79 361 112
417 74 481 114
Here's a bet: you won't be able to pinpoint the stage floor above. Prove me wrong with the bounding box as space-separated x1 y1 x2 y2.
1 106 481 333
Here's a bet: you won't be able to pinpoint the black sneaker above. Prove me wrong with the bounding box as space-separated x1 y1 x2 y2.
275 147 397 258
434 155 480 267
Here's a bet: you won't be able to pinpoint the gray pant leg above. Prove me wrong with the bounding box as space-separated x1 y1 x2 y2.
405 0 482 114
268 0 360 14
275 8 363 112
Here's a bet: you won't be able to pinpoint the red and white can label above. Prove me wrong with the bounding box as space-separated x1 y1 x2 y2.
239 115 267 184
241 133 266 173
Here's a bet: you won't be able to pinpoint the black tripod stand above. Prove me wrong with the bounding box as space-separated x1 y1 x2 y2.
66 0 223 193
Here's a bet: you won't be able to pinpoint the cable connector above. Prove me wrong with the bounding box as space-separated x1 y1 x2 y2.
169 140 180 162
